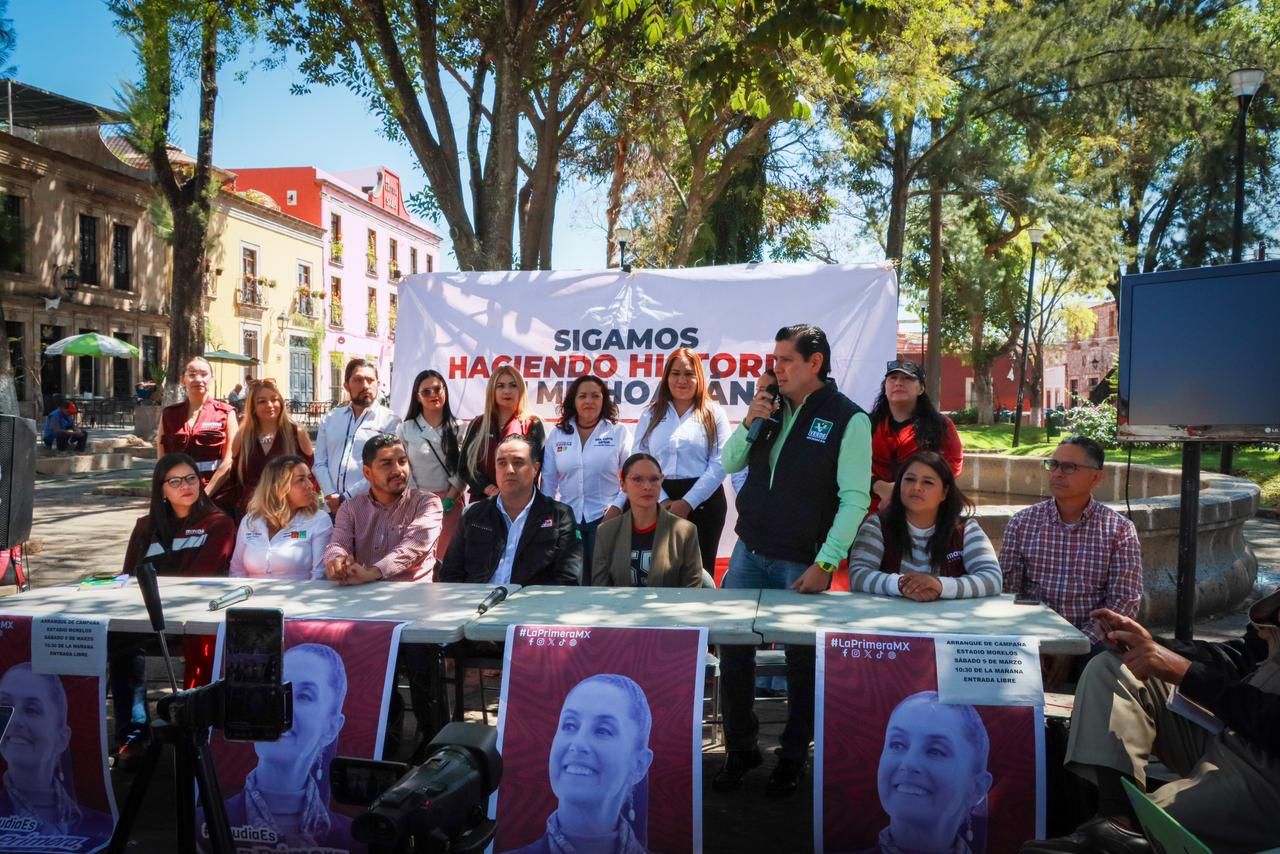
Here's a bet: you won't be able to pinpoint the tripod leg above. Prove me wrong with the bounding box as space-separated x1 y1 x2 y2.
106 737 167 854
192 736 237 854
175 735 199 854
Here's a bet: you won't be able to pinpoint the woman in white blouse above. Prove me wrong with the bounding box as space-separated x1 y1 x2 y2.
398 369 465 564
632 347 732 573
230 455 333 580
541 374 630 569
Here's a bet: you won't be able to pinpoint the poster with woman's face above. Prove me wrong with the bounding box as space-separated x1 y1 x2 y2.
0 614 117 854
203 618 406 854
815 632 1043 854
494 624 708 854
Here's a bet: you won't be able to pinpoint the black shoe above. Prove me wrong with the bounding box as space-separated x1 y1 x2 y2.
114 727 151 772
1020 818 1153 854
711 748 763 792
765 756 805 798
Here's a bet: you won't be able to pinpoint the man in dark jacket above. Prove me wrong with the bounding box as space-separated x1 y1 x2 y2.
441 434 581 586
1022 594 1280 854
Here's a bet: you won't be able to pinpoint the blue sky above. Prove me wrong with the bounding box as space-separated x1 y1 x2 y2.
9 0 616 271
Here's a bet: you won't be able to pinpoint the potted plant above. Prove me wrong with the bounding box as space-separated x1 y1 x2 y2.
331 239 344 262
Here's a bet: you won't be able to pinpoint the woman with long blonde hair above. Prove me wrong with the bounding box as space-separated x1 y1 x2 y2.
459 365 545 502
224 379 315 517
632 347 731 573
230 454 332 580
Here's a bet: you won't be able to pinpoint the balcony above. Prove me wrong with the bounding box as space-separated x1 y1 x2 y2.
295 291 319 319
236 277 270 318
329 302 344 329
330 241 344 266
366 253 378 277
388 262 401 282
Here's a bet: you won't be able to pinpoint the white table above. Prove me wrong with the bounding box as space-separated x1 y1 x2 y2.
465 586 763 645
753 590 1091 655
3 577 512 644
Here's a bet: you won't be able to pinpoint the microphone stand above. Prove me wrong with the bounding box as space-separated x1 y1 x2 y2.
108 563 235 854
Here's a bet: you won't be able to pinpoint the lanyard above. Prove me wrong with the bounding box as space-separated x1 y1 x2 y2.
337 407 367 496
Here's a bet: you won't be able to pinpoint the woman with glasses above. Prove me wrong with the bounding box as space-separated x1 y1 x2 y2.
113 453 235 768
848 451 1001 600
541 374 630 569
867 360 962 512
632 347 731 574
156 356 239 495
592 453 703 588
460 365 546 502
398 370 465 564
224 379 314 519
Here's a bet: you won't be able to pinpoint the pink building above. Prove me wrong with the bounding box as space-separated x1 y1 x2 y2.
231 166 442 401
1065 300 1119 403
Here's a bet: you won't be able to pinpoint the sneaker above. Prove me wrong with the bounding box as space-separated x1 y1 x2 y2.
710 747 763 792
1019 817 1153 854
765 756 806 798
114 727 150 772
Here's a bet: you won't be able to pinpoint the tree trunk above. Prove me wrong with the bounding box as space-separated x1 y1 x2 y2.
970 311 994 425
884 119 914 266
925 117 943 402
165 221 206 403
605 136 629 267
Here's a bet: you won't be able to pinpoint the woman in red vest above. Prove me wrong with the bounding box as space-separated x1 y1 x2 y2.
847 451 1001 600
868 360 963 512
156 356 239 497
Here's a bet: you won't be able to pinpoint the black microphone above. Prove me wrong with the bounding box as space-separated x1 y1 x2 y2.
747 383 782 444
135 561 166 633
477 585 509 615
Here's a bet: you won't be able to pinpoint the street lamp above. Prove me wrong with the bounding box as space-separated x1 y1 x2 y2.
58 264 80 294
1222 67 1264 475
1012 226 1045 448
615 226 633 273
276 311 288 335
1229 67 1265 263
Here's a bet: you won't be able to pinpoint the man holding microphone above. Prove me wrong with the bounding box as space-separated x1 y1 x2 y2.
716 323 872 797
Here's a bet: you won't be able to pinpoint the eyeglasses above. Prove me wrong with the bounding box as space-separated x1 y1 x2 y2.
248 378 278 389
1043 459 1101 475
164 474 201 488
418 387 445 397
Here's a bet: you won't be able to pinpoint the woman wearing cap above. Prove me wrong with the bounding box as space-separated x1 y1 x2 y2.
868 360 962 513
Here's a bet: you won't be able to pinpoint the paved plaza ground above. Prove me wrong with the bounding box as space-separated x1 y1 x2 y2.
5 444 1279 851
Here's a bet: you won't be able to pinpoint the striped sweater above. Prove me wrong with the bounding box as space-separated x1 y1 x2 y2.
848 514 1003 599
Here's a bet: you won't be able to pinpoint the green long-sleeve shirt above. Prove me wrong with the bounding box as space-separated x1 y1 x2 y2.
723 390 871 567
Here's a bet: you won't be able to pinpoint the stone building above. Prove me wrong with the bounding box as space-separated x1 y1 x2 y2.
1065 300 1119 402
0 83 172 419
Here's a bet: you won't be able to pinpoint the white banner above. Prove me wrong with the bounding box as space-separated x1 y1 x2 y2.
392 263 898 422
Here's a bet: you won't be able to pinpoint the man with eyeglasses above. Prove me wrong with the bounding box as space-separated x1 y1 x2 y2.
1021 591 1280 854
1000 436 1143 688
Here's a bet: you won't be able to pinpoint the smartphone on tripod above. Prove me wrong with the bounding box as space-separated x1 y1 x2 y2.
223 608 288 742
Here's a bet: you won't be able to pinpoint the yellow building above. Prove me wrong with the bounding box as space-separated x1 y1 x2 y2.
204 189 325 403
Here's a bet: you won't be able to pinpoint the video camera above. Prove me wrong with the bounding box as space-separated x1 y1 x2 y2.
330 722 503 854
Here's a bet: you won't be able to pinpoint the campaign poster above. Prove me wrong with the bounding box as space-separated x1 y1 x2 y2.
493 625 708 854
0 613 117 854
815 632 1045 854
203 618 406 853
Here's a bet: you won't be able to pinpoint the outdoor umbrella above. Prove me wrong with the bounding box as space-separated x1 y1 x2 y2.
43 332 140 358
203 349 259 395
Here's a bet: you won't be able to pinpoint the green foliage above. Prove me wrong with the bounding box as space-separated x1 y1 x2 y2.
950 406 979 425
147 194 174 244
1065 400 1118 450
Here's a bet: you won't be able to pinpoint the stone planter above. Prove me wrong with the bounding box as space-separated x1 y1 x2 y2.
134 404 162 441
962 453 1259 628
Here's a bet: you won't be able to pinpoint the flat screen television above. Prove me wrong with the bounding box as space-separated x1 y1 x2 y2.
1118 260 1280 442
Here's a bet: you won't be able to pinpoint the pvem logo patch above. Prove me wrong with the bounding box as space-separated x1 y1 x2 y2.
806 418 833 443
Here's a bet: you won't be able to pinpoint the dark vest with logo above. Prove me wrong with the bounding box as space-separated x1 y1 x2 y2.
736 381 864 564
879 518 967 577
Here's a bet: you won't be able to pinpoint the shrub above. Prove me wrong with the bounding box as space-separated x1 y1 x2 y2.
950 407 979 425
1065 400 1118 449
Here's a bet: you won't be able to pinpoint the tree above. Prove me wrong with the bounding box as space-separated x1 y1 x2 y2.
0 0 20 416
113 0 262 401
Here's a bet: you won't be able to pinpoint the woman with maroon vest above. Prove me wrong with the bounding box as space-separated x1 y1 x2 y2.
847 451 1001 600
868 360 963 513
156 356 239 497
113 453 235 768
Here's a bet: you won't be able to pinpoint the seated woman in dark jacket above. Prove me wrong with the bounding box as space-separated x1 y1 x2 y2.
113 453 235 768
592 453 703 588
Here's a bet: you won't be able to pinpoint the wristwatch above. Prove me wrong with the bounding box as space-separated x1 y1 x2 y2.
816 560 837 573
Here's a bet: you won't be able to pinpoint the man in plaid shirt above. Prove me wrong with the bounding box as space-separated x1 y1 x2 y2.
1000 436 1143 687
